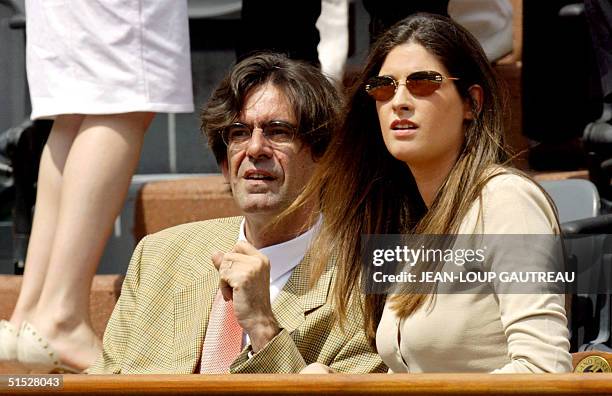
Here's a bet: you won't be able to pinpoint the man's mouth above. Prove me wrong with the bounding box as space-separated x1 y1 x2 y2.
244 170 276 181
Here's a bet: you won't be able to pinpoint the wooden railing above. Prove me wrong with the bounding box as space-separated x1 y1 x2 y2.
5 374 612 395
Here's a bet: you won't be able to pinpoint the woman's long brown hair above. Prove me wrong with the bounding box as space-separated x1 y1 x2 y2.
284 14 555 348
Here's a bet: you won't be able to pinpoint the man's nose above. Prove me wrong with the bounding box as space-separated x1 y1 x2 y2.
245 128 273 159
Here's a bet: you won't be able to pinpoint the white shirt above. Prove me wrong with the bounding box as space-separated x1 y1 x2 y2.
237 217 321 347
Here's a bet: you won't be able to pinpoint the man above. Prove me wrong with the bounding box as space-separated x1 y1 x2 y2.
89 53 385 374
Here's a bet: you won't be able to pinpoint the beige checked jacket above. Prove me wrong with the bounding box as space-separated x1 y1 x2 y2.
89 217 386 374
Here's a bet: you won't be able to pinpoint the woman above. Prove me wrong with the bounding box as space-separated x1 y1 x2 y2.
0 0 193 372
297 13 571 373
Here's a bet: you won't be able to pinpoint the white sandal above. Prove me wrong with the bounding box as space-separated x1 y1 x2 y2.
17 322 80 373
0 320 18 361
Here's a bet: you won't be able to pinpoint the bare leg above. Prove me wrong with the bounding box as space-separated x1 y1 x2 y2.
26 112 154 369
10 115 84 326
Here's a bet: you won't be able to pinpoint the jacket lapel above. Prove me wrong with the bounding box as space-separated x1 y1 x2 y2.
272 251 335 334
172 270 217 373
172 219 240 373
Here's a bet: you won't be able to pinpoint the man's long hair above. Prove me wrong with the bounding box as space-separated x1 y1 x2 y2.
201 52 343 165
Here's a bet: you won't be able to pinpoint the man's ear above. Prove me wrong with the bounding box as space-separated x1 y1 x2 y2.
221 159 230 183
463 84 484 120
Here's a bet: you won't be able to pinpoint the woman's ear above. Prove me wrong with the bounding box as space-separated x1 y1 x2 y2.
463 84 484 120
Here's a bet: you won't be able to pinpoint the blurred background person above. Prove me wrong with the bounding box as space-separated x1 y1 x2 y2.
363 0 513 62
0 0 193 372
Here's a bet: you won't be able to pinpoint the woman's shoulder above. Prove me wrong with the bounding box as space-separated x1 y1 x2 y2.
481 170 548 204
461 168 559 234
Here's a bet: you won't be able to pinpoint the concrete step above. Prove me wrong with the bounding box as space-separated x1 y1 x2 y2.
0 174 211 275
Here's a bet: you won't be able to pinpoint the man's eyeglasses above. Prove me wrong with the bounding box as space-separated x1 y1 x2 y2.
365 70 459 101
221 121 298 148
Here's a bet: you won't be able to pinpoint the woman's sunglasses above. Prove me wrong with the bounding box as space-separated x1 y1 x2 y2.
364 70 459 101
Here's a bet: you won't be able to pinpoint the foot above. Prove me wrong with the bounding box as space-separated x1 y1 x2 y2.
9 306 36 329
25 315 102 371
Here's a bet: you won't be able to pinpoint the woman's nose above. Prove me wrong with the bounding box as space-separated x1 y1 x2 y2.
391 82 413 112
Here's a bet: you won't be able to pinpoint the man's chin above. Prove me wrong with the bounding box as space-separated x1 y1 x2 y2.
238 199 284 216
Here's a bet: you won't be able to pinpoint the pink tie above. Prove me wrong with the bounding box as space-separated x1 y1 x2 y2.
200 291 244 373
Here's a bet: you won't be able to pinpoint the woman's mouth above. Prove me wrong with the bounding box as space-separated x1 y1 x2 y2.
390 119 418 137
390 119 418 130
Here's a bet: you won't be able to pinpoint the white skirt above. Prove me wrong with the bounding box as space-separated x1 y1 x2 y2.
25 0 194 119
